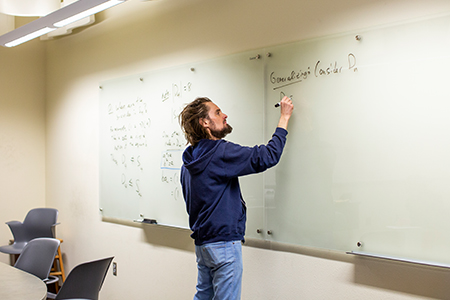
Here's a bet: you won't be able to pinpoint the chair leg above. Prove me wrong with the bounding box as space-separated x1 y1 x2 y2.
9 254 19 266
7 240 19 266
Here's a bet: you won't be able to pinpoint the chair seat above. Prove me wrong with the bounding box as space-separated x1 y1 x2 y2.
0 208 59 258
0 242 27 255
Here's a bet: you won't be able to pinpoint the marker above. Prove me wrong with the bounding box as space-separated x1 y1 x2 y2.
275 96 293 108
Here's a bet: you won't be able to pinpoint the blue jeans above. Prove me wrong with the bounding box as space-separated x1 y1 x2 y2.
194 241 243 300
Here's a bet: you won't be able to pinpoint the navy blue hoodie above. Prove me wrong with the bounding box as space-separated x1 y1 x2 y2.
181 127 288 245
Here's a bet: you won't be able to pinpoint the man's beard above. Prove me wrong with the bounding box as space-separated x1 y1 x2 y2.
210 124 233 140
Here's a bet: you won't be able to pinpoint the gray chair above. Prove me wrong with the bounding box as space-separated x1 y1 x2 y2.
0 208 59 258
14 237 60 281
47 256 114 300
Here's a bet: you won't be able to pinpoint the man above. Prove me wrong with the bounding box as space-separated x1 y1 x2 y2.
179 96 293 300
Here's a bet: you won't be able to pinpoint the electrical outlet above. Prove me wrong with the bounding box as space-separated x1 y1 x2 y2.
112 262 117 276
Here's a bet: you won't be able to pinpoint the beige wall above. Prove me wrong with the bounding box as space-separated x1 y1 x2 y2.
0 38 46 264
3 0 450 299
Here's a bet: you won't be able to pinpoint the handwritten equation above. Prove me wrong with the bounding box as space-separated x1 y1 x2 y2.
161 81 192 102
106 96 152 198
160 149 183 170
162 130 184 149
108 97 151 151
269 53 357 90
161 170 181 201
120 173 142 197
101 76 191 212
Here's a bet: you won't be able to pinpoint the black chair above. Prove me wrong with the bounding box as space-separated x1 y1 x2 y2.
47 256 114 300
0 208 59 259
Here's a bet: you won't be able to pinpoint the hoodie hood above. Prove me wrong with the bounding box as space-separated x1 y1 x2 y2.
182 139 224 175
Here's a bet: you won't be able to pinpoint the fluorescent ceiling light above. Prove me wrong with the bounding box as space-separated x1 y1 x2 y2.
0 0 61 17
54 0 124 28
0 0 127 47
5 27 56 47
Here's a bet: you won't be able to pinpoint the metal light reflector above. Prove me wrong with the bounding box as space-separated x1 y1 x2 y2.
0 0 126 47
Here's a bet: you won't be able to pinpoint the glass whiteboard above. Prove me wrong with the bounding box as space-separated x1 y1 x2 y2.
100 13 450 265
263 14 450 265
99 50 265 230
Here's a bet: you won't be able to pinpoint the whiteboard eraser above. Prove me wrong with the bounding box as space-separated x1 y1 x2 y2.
142 218 158 224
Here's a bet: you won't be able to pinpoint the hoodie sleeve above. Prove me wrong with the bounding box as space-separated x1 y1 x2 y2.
220 127 288 178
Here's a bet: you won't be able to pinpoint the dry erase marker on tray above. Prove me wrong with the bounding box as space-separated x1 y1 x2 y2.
142 218 158 224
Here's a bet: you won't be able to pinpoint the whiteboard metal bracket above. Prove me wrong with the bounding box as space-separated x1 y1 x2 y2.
347 251 450 269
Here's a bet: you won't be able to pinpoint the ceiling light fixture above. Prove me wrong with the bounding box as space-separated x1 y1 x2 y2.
5 26 56 47
0 0 127 47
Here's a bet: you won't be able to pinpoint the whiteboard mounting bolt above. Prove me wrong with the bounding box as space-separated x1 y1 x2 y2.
256 228 262 234
190 67 195 72
140 78 144 82
355 35 362 41
266 52 272 57
140 213 144 217
267 230 273 235
113 262 117 276
357 241 363 247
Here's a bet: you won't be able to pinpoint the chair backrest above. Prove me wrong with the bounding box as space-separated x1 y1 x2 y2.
23 208 58 240
55 256 114 300
14 238 60 280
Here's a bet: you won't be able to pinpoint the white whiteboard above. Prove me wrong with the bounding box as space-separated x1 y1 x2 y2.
100 13 450 265
99 50 265 229
263 15 450 265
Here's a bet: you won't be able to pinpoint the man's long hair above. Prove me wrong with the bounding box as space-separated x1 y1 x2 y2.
179 97 212 146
